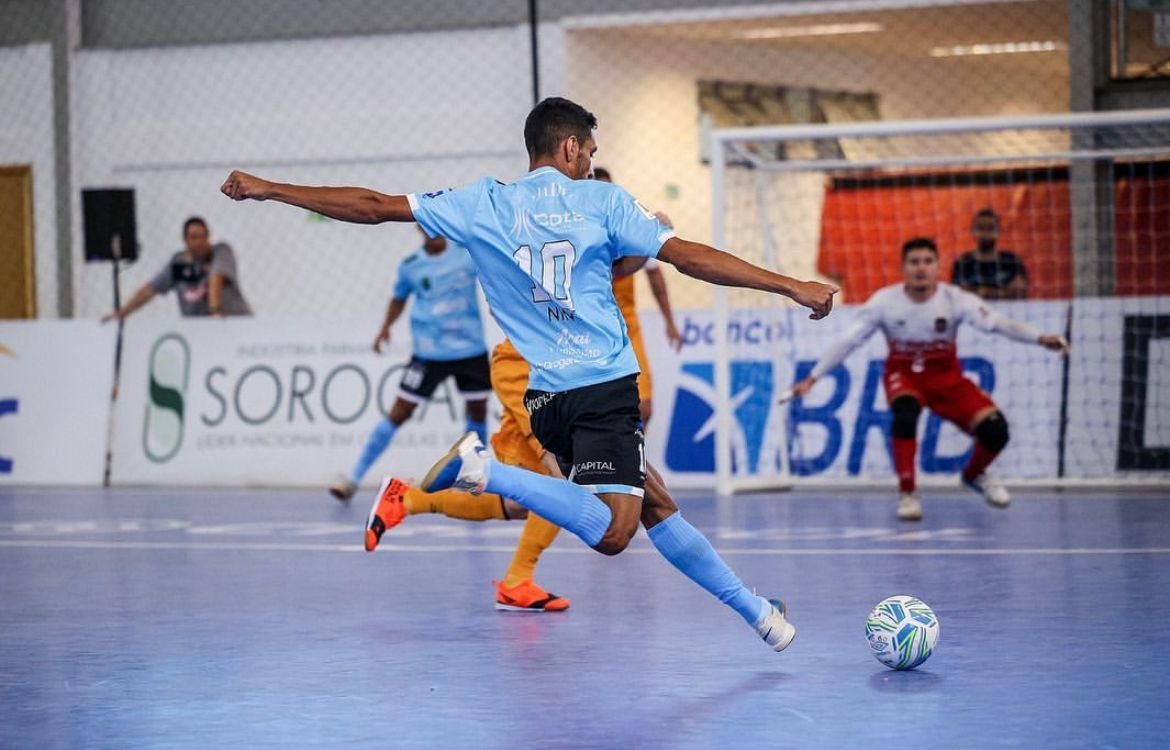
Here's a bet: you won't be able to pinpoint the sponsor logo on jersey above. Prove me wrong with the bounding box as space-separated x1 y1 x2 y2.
535 182 567 199
510 208 586 239
934 317 948 333
533 211 585 228
574 460 615 474
511 208 536 238
525 392 556 414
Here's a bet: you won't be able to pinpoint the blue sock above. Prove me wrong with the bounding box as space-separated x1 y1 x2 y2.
485 461 612 547
350 418 398 484
647 512 768 626
465 417 487 444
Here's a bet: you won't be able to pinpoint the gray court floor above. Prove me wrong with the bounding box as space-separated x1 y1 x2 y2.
1 485 1168 749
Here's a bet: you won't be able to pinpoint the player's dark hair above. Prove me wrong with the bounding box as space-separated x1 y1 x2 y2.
901 237 938 260
524 97 598 159
972 207 999 228
183 216 208 237
592 167 612 181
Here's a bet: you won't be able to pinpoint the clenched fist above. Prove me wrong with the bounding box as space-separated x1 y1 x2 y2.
792 280 839 320
221 171 273 201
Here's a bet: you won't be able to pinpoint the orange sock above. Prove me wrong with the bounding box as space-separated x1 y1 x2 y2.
404 487 506 522
503 513 561 587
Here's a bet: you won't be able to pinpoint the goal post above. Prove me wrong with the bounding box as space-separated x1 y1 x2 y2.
710 109 1170 494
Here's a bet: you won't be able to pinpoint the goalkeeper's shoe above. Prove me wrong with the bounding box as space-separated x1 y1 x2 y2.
755 597 797 652
963 472 1011 509
364 476 409 552
420 432 490 494
897 492 923 522
494 579 570 612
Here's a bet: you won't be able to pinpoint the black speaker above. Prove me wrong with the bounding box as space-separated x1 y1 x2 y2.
82 188 138 262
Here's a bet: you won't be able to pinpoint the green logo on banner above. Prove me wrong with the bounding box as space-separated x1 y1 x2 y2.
143 333 190 463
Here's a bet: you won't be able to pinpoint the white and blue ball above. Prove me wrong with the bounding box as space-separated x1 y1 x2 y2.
865 595 939 670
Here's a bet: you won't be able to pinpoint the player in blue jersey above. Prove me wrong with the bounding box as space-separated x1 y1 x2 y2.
221 97 837 652
329 226 491 502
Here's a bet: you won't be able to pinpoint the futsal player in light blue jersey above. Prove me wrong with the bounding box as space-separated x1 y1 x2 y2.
329 227 491 502
222 97 837 652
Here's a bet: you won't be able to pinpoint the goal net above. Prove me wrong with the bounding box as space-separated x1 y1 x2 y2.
710 109 1170 494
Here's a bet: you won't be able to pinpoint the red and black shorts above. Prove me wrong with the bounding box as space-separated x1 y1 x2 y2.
884 361 996 432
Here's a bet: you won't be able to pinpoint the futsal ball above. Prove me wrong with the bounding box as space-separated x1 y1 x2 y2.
865 595 939 670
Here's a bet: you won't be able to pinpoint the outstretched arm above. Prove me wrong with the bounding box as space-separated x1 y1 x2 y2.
101 284 156 323
656 237 837 319
792 312 879 398
961 290 1068 353
645 265 682 351
373 298 408 354
220 170 413 224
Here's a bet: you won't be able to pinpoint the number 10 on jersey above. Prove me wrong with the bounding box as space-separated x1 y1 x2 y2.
513 241 577 310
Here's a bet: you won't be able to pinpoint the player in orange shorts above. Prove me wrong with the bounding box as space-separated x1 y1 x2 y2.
363 171 682 612
593 167 682 428
360 337 570 611
361 238 680 611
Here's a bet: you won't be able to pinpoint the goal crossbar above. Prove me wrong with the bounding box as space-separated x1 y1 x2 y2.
711 108 1170 148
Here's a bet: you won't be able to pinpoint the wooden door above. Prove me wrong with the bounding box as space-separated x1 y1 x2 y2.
0 165 36 318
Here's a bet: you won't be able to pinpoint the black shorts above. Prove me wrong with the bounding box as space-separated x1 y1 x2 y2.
525 374 646 497
398 353 491 403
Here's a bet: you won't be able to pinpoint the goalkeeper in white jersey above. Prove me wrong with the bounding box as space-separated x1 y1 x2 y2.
792 237 1068 521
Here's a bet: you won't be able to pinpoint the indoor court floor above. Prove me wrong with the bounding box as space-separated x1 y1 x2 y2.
1 484 1168 748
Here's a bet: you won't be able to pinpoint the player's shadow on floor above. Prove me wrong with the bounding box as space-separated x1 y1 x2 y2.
584 670 799 747
867 668 943 693
665 670 797 720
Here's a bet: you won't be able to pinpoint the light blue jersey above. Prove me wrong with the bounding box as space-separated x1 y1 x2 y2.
392 244 487 362
408 167 672 391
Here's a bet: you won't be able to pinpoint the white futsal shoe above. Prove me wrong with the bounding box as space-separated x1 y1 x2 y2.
755 598 797 652
897 492 923 522
963 472 1011 509
420 432 491 495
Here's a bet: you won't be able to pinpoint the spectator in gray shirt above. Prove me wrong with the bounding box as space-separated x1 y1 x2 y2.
102 217 252 321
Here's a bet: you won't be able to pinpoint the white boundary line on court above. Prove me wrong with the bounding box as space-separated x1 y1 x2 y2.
1 539 1168 556
4 485 1167 500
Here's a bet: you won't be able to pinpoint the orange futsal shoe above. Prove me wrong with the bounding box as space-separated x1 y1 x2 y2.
494 579 570 612
364 476 409 552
